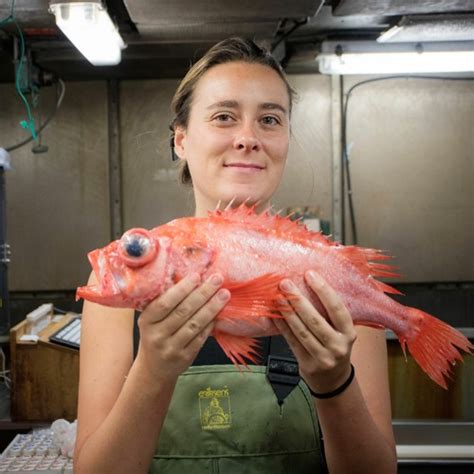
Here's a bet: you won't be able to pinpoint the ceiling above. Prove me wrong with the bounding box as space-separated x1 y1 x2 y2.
0 0 473 82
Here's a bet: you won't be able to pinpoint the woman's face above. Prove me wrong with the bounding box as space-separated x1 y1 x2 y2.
174 61 291 216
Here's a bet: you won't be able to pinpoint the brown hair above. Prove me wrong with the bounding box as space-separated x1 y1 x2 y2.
170 37 296 185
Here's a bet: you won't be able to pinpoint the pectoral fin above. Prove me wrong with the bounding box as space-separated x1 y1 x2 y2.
219 273 290 325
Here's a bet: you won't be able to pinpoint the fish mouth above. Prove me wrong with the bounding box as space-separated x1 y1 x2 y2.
76 249 126 307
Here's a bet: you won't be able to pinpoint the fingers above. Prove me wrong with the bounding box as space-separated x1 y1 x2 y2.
273 317 311 364
304 271 356 338
278 274 357 369
184 319 215 355
174 286 230 348
136 273 230 380
160 273 226 335
280 278 335 347
143 272 202 324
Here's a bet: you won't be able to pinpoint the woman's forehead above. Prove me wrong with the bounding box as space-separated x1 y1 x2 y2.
192 61 290 110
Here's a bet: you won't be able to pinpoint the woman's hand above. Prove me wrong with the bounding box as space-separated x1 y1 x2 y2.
136 272 230 384
274 270 358 394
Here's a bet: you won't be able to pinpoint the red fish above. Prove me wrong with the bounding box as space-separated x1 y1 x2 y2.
77 204 472 388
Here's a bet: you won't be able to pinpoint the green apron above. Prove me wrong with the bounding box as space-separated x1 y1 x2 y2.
149 364 324 473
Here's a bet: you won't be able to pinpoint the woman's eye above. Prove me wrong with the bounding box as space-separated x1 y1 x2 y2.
214 113 234 122
261 116 280 126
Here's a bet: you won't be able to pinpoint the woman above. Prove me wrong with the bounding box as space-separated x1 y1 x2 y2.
74 38 397 473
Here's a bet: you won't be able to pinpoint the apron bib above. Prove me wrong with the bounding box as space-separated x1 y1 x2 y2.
149 364 324 474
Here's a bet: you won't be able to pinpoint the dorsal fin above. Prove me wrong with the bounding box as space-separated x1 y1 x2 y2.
209 202 402 295
209 202 338 248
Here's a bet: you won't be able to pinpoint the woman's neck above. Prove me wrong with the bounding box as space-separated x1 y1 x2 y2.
194 196 272 217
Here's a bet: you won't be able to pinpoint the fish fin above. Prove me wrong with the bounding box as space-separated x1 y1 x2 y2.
402 308 473 389
338 246 401 293
213 330 261 367
373 279 403 295
208 202 335 247
219 273 290 324
209 203 401 295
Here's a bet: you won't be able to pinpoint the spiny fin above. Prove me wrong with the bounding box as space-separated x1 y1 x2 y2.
403 308 473 389
338 246 401 294
209 203 401 295
208 202 335 248
213 330 261 367
219 273 290 325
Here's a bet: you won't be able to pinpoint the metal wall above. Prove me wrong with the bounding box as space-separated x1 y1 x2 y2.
119 75 333 230
0 82 110 291
343 76 474 282
0 74 472 291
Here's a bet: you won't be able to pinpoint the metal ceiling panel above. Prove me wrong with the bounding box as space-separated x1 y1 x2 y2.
136 21 279 41
378 14 474 42
292 4 390 40
333 0 474 16
124 0 323 25
0 0 54 28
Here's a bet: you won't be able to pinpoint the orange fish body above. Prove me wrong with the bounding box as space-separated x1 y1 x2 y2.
77 204 472 389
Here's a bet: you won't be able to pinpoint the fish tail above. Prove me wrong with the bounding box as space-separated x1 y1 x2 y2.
213 330 261 367
402 308 473 389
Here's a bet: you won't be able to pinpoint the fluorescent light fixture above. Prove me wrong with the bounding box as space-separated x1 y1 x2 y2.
317 41 474 75
49 1 126 66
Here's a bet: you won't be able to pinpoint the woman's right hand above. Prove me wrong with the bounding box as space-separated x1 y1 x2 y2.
135 272 230 384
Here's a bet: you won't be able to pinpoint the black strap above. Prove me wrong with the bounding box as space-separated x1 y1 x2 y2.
265 335 300 406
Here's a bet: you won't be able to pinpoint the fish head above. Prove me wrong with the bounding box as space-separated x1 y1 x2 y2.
76 228 172 310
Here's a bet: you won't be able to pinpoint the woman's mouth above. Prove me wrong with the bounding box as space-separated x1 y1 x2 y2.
224 163 265 171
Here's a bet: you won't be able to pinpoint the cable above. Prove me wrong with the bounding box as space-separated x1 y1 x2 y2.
271 17 310 53
341 74 474 245
0 0 14 26
0 347 11 390
5 78 66 152
11 19 37 141
0 0 39 143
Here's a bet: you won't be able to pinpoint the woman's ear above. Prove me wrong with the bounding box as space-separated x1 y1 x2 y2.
174 126 186 160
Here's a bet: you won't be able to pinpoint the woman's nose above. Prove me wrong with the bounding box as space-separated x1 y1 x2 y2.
233 126 261 152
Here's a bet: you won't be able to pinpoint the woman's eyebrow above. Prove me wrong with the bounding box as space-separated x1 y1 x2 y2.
206 100 287 114
207 100 239 109
260 102 288 114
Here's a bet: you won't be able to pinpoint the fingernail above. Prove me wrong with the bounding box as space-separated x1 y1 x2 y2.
210 274 224 286
280 279 294 292
307 270 321 284
189 273 201 284
217 289 230 301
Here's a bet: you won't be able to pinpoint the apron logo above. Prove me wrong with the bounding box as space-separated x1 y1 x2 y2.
198 386 232 430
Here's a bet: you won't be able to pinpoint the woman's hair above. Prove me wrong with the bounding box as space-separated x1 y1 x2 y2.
170 37 296 185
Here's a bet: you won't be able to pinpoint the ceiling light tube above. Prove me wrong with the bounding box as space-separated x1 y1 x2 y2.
49 1 126 66
316 41 474 75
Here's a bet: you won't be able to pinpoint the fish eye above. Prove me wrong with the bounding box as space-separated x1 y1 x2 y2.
123 235 149 258
119 229 157 267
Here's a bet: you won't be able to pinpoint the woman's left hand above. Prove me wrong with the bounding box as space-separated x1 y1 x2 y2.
274 270 358 395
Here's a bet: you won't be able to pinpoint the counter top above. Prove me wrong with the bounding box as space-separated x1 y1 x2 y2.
394 421 474 461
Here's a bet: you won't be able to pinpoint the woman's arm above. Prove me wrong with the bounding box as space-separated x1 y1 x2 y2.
275 272 397 474
74 271 229 474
